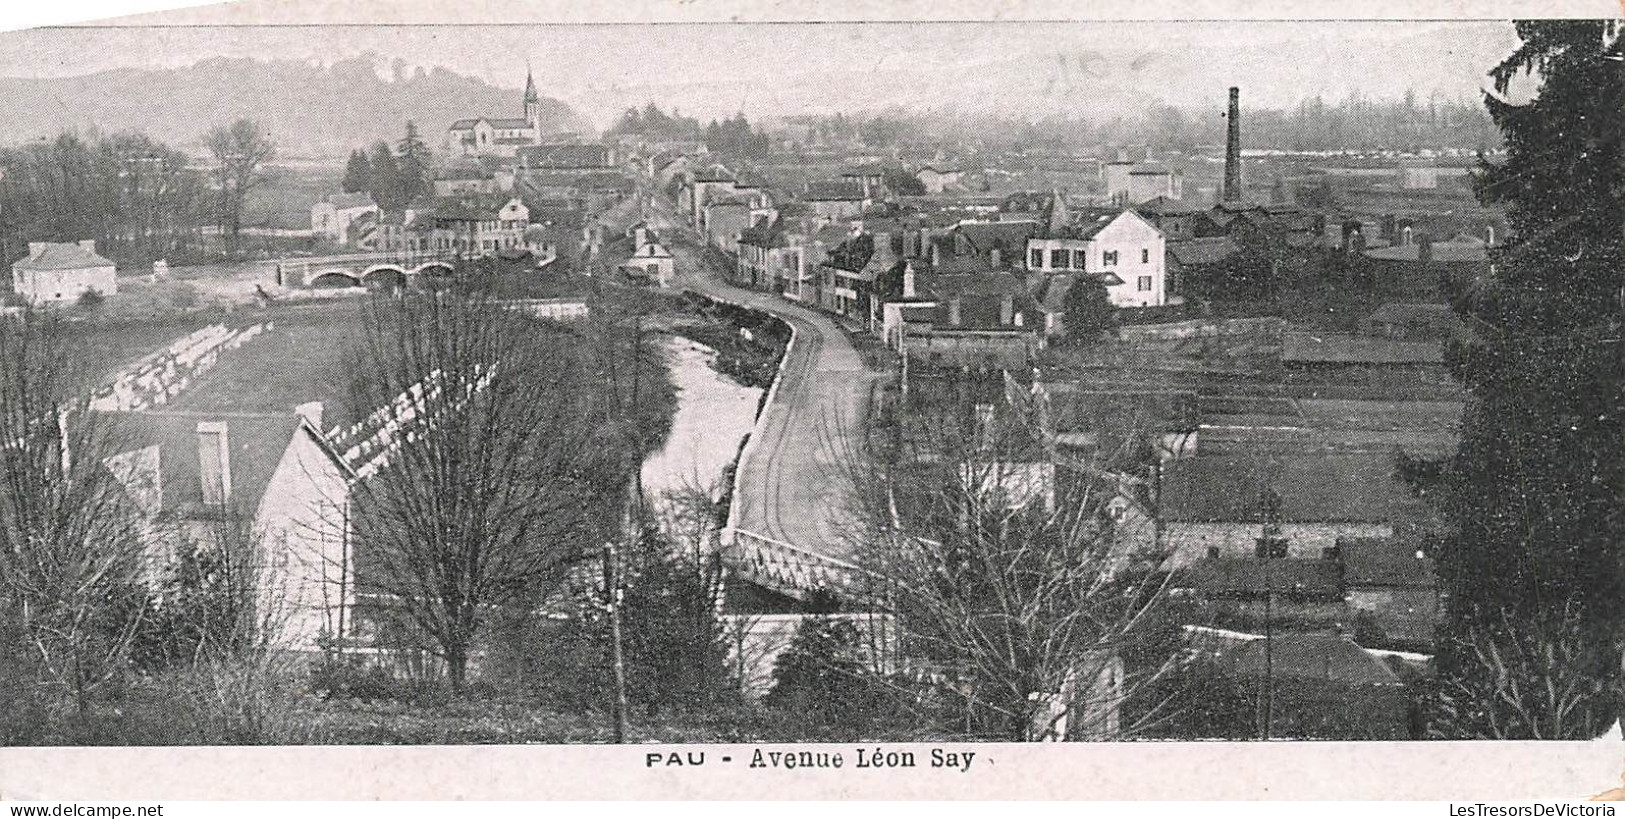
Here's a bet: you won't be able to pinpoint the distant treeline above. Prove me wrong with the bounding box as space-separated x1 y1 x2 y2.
635 91 1500 156
0 132 214 268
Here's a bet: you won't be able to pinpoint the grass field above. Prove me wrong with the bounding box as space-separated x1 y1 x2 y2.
166 303 359 428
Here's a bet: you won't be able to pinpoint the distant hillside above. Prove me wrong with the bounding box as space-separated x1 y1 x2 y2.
0 55 587 157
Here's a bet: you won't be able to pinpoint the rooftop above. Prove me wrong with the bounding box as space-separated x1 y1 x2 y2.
1160 453 1428 524
13 242 115 272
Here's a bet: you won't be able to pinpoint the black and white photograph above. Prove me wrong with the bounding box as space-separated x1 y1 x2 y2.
0 0 1622 799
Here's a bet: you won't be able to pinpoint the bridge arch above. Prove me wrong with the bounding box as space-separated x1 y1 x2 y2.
362 265 408 290
410 261 455 277
311 270 362 289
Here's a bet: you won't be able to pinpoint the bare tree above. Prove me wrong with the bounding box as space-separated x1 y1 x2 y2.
842 378 1174 741
205 118 276 243
342 291 606 689
0 308 151 718
1429 602 1618 740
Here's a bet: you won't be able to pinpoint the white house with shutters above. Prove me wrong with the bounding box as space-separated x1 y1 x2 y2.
1026 209 1167 309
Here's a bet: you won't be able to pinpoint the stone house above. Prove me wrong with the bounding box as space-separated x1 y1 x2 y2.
10 240 117 304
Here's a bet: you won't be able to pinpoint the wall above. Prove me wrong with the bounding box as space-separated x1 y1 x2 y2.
253 429 352 652
1118 316 1286 344
12 265 117 303
1163 521 1392 568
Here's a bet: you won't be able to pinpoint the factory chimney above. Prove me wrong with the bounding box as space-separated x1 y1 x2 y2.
1223 87 1242 203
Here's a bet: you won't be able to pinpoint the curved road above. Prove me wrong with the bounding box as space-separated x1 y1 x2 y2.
648 202 881 565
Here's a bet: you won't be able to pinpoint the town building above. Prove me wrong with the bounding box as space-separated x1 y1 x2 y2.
802 180 870 223
1157 453 1432 568
619 226 675 287
310 193 382 247
10 240 117 304
516 142 613 170
915 166 964 194
1338 535 1439 650
424 195 530 256
446 68 547 157
1026 209 1168 315
106 408 354 653
1104 159 1183 205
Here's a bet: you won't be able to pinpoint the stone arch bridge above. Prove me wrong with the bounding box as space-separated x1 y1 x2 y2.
261 250 461 291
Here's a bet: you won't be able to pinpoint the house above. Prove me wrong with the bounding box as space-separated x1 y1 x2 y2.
703 198 754 254
841 165 888 201
1212 631 1411 740
447 68 547 157
516 142 612 170
310 193 381 248
802 180 870 223
881 265 1039 370
1134 195 1204 240
432 162 498 198
10 240 117 304
620 226 675 287
1163 236 1240 300
106 408 354 653
1338 535 1439 650
915 166 964 194
820 230 897 326
425 195 530 256
1104 160 1183 205
1175 556 1347 634
737 216 819 299
682 163 736 226
1157 453 1431 568
1026 209 1168 314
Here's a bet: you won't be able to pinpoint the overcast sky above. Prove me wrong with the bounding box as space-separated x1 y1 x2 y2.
0 17 1526 126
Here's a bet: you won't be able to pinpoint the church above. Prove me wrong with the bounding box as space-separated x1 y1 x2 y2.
446 68 546 157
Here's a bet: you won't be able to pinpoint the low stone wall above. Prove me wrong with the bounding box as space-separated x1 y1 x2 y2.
1117 316 1286 344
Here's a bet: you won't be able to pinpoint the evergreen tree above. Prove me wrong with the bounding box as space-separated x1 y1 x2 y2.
1062 276 1117 344
367 140 402 212
1432 20 1625 738
395 121 431 206
341 149 371 194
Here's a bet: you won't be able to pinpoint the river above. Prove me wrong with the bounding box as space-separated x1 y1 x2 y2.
640 335 764 501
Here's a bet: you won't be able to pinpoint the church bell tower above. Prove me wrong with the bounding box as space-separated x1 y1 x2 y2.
523 64 540 135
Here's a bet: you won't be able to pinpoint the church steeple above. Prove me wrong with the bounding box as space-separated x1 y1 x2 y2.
523 62 541 134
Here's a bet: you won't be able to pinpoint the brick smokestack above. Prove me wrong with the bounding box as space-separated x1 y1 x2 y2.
1223 87 1242 203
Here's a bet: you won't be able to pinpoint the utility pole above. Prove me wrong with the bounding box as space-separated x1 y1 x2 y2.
1254 486 1287 741
604 315 643 744
603 541 630 743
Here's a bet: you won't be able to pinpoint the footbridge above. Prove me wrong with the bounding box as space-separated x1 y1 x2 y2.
261 250 461 290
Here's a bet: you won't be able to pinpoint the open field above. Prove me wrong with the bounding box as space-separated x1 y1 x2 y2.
166 303 359 428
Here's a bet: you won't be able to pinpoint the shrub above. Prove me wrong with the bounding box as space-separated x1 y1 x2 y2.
77 288 106 309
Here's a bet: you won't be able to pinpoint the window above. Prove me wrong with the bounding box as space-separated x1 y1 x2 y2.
1103 250 1119 267
1141 248 1150 264
1030 248 1044 268
1137 275 1153 292
1050 249 1068 269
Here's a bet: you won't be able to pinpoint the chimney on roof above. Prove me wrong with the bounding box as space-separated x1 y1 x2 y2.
196 421 232 507
990 246 1002 268
27 242 46 256
78 239 96 253
1223 87 1242 204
